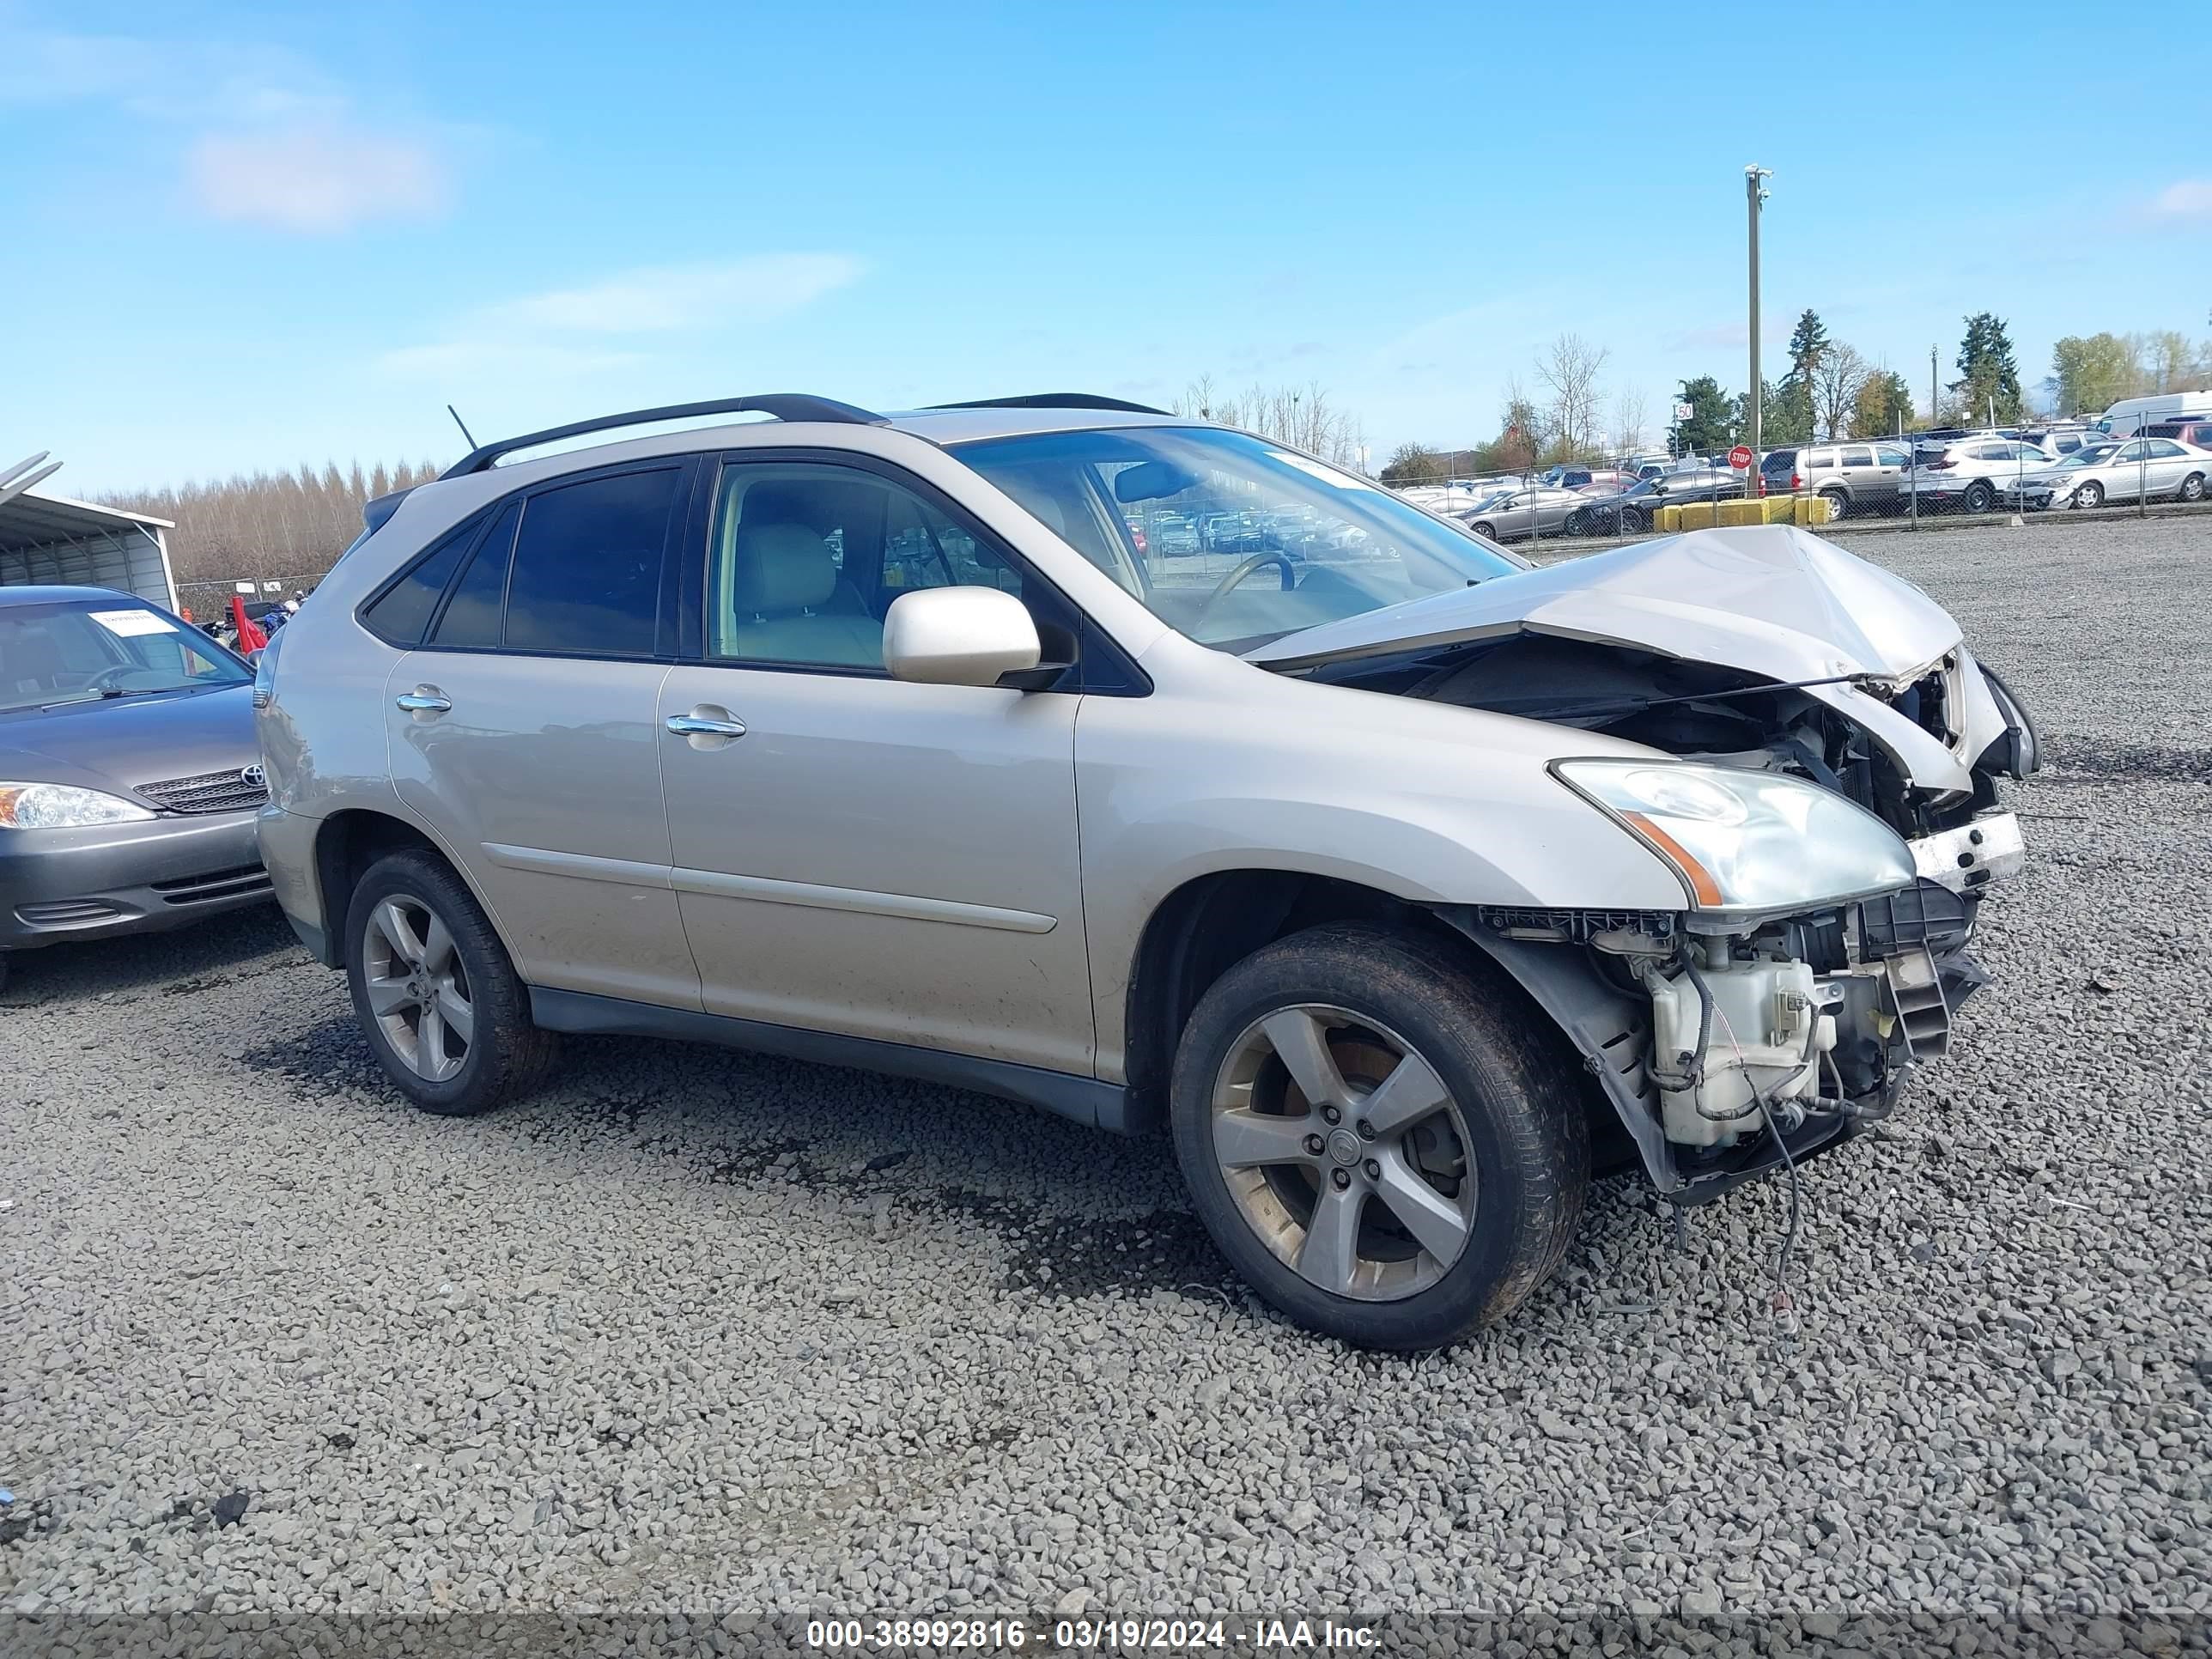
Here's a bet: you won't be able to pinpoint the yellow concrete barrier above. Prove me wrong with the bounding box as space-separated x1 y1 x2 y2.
1794 495 1832 526
1655 505 1682 533
1716 499 1765 527
1676 502 1717 531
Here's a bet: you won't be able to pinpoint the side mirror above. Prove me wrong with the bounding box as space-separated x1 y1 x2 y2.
883 586 1043 688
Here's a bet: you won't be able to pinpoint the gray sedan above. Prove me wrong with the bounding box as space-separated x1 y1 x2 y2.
2014 438 2212 510
1456 484 1589 542
0 586 271 992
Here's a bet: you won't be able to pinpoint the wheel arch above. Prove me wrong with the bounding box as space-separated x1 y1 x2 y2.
1121 869 1488 1133
311 807 500 969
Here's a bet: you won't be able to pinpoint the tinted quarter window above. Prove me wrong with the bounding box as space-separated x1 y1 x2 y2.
430 499 520 648
503 468 679 657
361 520 474 646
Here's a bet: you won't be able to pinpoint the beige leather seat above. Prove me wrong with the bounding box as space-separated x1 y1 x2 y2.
719 521 882 668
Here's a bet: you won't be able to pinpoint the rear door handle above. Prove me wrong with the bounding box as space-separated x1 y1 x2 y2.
395 688 451 714
665 708 746 744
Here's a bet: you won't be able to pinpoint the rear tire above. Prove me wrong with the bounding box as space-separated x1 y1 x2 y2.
1471 522 1498 542
1819 488 1849 522
2180 472 2205 503
343 850 559 1116
1168 922 1589 1350
1963 481 1995 514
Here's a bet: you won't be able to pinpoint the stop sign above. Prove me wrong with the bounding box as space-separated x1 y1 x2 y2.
1728 444 1753 470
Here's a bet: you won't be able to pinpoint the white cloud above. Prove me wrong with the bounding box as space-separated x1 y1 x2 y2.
0 21 457 233
2148 179 2212 222
484 256 866 334
187 124 449 233
374 341 648 382
376 254 863 381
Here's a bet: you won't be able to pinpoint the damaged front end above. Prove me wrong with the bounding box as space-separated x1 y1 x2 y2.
1436 893 1970 1201
1253 526 2039 1200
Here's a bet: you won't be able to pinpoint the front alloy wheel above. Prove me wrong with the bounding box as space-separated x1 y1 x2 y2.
1210 1005 1475 1301
1169 923 1589 1349
2075 480 2104 509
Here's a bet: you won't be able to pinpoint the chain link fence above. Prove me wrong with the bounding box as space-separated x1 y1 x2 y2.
172 575 323 624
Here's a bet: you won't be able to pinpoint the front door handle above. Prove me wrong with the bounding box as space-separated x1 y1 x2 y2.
395 688 451 714
666 707 746 745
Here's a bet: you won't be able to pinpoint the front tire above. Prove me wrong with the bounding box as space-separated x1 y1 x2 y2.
2075 479 2104 509
344 850 559 1116
1168 923 1589 1349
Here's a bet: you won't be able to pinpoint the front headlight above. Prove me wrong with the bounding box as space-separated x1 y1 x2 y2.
0 782 158 829
1552 759 1914 914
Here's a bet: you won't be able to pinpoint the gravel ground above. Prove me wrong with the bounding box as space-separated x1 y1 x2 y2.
3 513 2209 1650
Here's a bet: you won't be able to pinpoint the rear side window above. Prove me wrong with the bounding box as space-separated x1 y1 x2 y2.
502 468 681 657
360 520 476 646
430 500 520 648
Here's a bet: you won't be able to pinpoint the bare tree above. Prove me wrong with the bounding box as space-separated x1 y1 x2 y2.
1610 386 1648 457
1176 377 1367 467
1812 341 1869 440
1534 334 1608 460
100 458 445 590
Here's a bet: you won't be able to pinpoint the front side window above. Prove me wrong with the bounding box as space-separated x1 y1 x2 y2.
0 600 248 712
954 426 1519 649
501 468 680 656
707 462 1028 670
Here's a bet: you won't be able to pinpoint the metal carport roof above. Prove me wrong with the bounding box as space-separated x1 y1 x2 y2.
0 490 179 611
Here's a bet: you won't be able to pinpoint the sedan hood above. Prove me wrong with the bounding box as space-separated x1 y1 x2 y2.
1249 524 1960 684
0 684 259 799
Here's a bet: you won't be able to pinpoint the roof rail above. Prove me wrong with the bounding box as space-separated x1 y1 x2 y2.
925 393 1176 417
439 394 889 479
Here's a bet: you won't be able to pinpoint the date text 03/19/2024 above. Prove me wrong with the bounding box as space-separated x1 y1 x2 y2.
804 1617 1382 1650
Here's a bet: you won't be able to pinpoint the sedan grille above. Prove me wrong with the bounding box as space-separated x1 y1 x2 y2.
134 768 269 815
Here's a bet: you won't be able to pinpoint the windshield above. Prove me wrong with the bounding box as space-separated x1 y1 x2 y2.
952 426 1522 648
0 599 249 714
2057 445 2121 468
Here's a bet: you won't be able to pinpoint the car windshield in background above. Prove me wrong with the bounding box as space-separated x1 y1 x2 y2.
0 599 248 714
951 426 1521 648
2056 446 2122 468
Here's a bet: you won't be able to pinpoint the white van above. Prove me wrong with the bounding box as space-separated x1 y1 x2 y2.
2095 391 2212 439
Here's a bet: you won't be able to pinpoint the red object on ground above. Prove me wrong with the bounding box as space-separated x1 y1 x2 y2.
1728 445 1753 470
229 594 269 653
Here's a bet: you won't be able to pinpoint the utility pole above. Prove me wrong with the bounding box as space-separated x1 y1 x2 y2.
1745 166 1771 499
1930 344 1938 428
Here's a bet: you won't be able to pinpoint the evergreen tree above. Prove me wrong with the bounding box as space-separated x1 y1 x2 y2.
1674 376 1735 455
1952 313 2025 424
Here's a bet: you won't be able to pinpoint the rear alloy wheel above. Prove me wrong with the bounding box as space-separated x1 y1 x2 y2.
2075 480 2104 510
1820 488 1849 522
345 850 558 1115
1170 923 1588 1349
2180 472 2206 503
1963 481 1996 514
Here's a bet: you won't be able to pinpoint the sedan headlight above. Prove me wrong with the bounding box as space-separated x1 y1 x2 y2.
1552 759 1914 914
0 782 157 829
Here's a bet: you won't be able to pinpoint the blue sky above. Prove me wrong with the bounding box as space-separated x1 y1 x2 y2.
4 0 2207 492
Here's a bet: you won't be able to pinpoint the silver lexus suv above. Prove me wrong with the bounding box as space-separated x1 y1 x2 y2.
255 393 2036 1348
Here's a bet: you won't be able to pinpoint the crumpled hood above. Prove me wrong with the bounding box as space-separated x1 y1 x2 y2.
1249 524 2016 799
1248 523 1960 684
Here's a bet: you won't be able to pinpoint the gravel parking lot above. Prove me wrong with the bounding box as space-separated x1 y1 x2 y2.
3 514 2208 1649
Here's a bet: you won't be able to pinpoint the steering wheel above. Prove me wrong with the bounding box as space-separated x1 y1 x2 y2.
1194 551 1297 625
87 665 145 693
